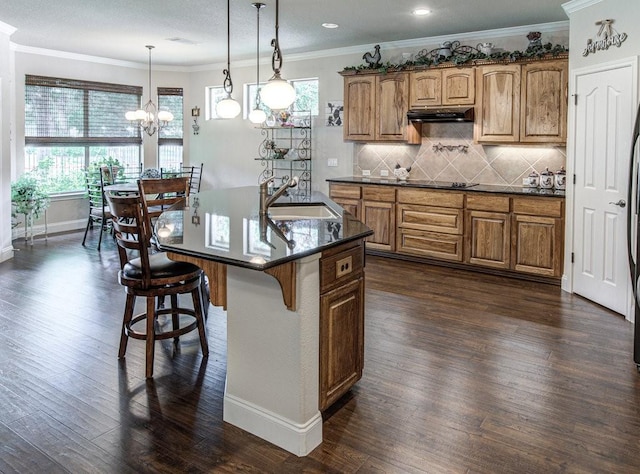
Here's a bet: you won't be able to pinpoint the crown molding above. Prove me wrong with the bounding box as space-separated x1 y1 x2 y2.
562 0 603 15
10 43 192 72
11 20 569 73
0 20 17 36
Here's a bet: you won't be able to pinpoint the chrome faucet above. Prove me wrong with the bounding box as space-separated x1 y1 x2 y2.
259 176 299 217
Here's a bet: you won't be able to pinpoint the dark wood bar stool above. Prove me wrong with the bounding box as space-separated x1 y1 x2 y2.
106 192 208 378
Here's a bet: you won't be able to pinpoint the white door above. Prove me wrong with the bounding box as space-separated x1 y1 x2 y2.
573 63 635 316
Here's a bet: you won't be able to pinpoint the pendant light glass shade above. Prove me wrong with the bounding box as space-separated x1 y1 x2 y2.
216 0 240 119
261 77 296 110
262 0 296 111
249 108 267 124
216 96 241 119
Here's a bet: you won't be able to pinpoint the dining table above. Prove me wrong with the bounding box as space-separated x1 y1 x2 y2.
153 186 372 456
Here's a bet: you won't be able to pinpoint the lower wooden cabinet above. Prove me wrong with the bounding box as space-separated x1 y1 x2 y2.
328 182 565 281
465 210 511 269
329 183 362 219
361 186 396 252
362 200 395 251
319 277 364 411
319 240 365 411
511 215 562 276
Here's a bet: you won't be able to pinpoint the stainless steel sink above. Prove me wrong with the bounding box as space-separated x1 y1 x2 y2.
268 204 340 220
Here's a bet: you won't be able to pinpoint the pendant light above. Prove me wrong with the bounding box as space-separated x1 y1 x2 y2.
248 2 267 124
216 0 241 119
125 45 174 136
260 0 296 111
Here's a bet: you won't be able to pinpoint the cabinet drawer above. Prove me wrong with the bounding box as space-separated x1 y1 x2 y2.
397 204 463 234
512 197 563 217
466 194 510 212
362 186 396 202
397 228 463 261
320 244 364 293
329 184 361 200
397 188 464 208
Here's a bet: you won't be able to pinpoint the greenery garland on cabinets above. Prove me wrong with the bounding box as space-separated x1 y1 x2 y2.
343 42 569 74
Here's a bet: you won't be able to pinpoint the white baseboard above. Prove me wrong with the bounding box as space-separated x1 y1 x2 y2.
0 245 14 262
12 218 85 241
223 392 322 457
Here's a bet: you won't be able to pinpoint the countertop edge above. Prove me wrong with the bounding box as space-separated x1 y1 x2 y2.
326 177 566 198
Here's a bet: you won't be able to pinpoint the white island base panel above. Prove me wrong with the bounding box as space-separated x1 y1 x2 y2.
223 254 322 456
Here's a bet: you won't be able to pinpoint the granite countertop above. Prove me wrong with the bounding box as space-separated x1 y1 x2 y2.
155 186 373 271
326 176 566 198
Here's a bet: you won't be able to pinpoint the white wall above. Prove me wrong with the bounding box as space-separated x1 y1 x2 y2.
6 20 570 244
0 21 16 262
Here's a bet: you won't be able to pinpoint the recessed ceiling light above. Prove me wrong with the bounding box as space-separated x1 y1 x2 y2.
412 8 431 16
322 23 339 29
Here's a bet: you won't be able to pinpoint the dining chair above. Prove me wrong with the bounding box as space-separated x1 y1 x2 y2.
137 176 190 223
82 168 112 251
161 163 203 194
105 191 209 378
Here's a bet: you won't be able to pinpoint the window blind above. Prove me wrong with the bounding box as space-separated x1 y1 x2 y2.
25 75 143 146
158 87 183 142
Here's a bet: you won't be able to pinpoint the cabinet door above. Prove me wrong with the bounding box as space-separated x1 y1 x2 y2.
465 210 511 269
362 200 395 251
511 214 563 277
409 70 442 108
442 68 475 105
343 76 376 141
520 60 568 143
475 64 521 143
320 277 364 411
333 198 360 220
376 73 409 141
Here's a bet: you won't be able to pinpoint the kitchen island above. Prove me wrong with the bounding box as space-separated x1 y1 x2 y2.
155 187 372 456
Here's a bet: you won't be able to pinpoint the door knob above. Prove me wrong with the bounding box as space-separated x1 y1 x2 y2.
609 199 626 208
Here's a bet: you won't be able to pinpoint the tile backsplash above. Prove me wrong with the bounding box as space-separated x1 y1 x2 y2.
353 123 566 185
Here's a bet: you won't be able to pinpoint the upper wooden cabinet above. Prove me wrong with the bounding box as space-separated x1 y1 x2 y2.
376 73 409 141
344 73 409 142
475 59 568 144
343 75 376 141
475 64 522 143
409 68 475 108
520 60 568 143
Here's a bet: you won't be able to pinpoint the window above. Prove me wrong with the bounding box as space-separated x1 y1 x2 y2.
158 87 183 171
244 78 319 119
24 75 142 194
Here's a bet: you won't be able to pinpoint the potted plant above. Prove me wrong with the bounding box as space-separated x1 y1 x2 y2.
11 173 50 228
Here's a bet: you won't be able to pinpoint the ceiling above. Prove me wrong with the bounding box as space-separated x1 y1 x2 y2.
2 0 569 67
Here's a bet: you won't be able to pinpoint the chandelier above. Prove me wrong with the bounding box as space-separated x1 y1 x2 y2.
125 45 174 136
260 0 296 110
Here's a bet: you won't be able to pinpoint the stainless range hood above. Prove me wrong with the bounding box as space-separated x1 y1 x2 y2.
407 106 474 123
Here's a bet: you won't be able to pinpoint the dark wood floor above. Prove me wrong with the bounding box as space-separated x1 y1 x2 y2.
1 230 640 473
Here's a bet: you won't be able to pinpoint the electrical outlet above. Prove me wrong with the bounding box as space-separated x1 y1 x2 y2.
380 169 389 177
327 158 338 167
362 170 371 176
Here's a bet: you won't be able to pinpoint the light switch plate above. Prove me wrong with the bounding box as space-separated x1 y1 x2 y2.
327 158 338 167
